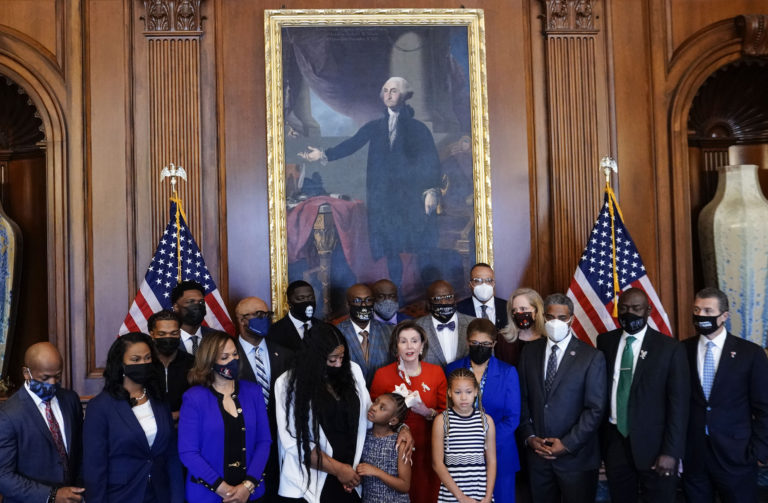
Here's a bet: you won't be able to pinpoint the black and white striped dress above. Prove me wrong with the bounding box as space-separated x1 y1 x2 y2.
438 408 492 502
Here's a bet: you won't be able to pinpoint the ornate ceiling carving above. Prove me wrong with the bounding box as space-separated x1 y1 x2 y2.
0 76 44 153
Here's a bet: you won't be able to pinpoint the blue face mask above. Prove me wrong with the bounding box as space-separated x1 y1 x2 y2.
247 317 271 337
213 359 239 380
27 377 59 402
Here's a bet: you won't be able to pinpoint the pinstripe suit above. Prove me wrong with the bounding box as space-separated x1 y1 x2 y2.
336 319 393 386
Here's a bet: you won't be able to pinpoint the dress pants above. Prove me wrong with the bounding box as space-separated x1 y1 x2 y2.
604 423 678 503
683 437 758 503
527 452 597 503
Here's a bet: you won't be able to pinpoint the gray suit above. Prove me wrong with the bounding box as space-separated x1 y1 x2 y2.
415 313 474 367
336 319 393 386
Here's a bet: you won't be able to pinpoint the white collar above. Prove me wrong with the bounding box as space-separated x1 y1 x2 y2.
180 327 201 342
699 326 727 349
546 332 572 351
288 311 310 329
24 381 55 408
432 313 458 328
353 321 371 335
620 324 648 344
472 296 493 311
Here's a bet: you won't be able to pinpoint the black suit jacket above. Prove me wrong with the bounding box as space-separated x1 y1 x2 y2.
0 387 83 502
177 325 219 354
518 336 607 471
597 327 689 469
457 295 508 331
684 333 768 473
269 315 322 351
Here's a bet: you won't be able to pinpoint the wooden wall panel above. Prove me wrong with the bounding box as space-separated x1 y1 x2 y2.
0 1 60 66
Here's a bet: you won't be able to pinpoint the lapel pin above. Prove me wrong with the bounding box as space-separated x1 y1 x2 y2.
421 382 431 392
731 351 736 358
639 350 648 360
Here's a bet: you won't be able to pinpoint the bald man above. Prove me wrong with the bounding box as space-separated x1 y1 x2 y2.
416 280 474 366
335 283 393 386
234 296 294 502
371 278 412 325
0 343 84 502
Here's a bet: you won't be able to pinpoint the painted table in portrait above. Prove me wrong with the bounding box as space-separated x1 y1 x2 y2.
265 9 493 318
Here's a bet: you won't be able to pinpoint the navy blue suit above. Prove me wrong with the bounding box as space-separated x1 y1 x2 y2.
0 387 83 503
83 392 183 503
457 295 508 331
683 333 768 502
446 356 521 503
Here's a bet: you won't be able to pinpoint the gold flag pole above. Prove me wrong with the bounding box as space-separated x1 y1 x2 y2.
600 156 621 316
160 163 188 283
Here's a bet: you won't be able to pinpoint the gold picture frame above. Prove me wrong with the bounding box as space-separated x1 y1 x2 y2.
265 9 492 318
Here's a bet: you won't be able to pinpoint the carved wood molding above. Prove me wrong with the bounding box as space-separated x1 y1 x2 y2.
736 15 768 57
141 0 203 34
0 76 45 152
541 0 597 34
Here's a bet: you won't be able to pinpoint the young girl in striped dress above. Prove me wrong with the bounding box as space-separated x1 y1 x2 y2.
433 368 497 503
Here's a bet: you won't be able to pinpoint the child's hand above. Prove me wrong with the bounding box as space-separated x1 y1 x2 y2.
336 463 361 487
457 495 478 503
356 462 380 477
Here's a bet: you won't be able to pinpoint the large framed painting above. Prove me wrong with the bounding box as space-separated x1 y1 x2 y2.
265 9 492 318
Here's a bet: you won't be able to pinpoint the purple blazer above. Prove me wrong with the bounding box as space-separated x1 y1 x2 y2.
178 380 271 501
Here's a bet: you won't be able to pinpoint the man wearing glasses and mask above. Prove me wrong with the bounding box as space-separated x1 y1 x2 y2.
416 280 473 367
457 262 508 332
234 295 295 502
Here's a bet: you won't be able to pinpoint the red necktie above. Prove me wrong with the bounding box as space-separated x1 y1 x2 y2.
44 401 69 479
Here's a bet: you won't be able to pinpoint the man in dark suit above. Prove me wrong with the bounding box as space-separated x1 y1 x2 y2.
234 296 294 503
416 280 474 367
457 262 508 332
371 278 412 325
518 293 607 503
269 280 322 351
148 309 193 422
683 287 768 502
596 288 689 503
335 283 393 385
0 342 84 503
171 280 217 355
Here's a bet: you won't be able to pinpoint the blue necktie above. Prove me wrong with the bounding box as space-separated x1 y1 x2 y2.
254 347 269 406
437 321 456 331
702 341 716 401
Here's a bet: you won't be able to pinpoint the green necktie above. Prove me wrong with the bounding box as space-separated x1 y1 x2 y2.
616 335 636 437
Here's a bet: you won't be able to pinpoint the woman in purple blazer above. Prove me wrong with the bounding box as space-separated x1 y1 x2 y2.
178 331 271 502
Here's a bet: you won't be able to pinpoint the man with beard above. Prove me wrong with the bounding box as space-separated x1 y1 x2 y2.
416 280 473 367
148 309 193 422
335 283 392 386
371 278 411 325
171 280 216 355
270 280 322 351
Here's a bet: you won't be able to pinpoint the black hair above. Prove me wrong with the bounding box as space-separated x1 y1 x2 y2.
379 393 408 432
286 280 313 301
170 280 205 305
103 332 164 403
147 309 182 332
695 287 730 313
285 322 357 487
470 262 493 275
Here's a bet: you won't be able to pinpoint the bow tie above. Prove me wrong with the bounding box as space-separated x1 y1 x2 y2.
437 321 456 331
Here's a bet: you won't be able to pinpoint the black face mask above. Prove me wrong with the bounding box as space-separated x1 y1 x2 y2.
431 303 457 323
180 303 206 326
469 345 493 365
618 312 647 335
153 337 179 356
693 314 722 336
513 312 534 330
123 363 153 386
290 301 315 322
349 305 372 323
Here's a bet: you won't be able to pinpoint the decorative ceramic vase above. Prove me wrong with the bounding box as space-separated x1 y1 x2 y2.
0 197 22 378
698 164 768 347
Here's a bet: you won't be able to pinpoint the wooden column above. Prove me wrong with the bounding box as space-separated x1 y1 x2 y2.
541 0 606 290
141 0 203 240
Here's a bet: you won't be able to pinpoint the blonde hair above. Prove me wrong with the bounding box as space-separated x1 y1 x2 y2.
499 288 546 343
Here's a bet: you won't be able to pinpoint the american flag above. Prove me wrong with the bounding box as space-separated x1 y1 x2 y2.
567 187 672 345
119 197 235 335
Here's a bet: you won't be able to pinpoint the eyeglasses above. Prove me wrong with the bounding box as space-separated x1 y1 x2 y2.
470 278 495 286
430 294 455 302
241 311 274 320
468 341 494 347
350 297 375 306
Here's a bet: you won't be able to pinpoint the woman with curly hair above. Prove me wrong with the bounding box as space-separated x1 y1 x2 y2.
83 332 183 503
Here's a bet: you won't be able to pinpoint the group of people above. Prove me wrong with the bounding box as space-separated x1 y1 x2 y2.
1 263 767 503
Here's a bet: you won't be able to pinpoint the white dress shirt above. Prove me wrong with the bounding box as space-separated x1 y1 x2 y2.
387 108 399 145
609 325 647 424
180 326 203 354
472 296 496 323
543 333 572 381
239 335 271 384
432 314 459 363
352 321 372 345
25 383 69 451
132 400 157 447
288 312 311 339
696 326 727 383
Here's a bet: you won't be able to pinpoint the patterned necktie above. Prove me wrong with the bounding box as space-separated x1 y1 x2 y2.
544 344 559 393
616 335 636 437
191 335 199 354
702 340 716 401
360 330 370 363
253 347 270 406
44 401 69 480
480 304 489 320
437 321 456 331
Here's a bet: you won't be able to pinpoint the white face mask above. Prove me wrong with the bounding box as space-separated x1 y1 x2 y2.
473 283 494 303
545 319 571 343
